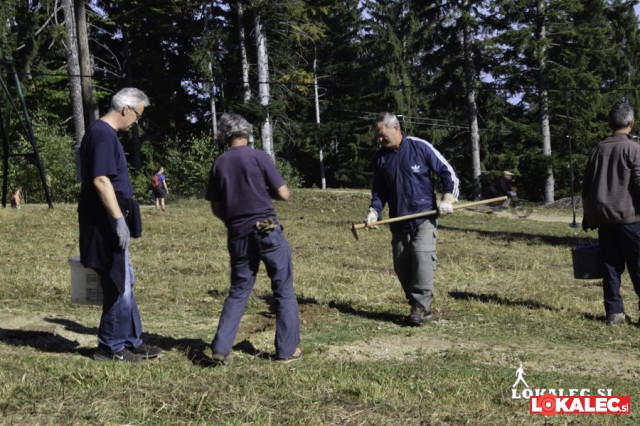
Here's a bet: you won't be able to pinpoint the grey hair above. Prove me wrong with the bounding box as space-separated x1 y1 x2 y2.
110 87 150 112
608 101 635 131
374 112 400 129
217 113 253 142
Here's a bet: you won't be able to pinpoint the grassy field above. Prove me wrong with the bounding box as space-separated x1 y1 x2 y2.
1 189 639 425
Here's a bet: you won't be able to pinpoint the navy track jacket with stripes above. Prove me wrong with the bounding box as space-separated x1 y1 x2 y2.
370 134 459 233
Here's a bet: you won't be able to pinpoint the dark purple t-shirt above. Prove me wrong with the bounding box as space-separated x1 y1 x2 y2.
80 120 133 198
206 146 285 240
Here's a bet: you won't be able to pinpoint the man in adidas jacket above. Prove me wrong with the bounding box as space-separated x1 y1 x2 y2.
365 112 460 326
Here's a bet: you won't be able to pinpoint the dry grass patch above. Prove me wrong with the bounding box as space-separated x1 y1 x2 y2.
1 190 639 425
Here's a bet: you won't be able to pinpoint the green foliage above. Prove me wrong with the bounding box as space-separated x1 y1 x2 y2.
2 114 79 204
144 133 218 200
275 157 304 188
3 0 640 204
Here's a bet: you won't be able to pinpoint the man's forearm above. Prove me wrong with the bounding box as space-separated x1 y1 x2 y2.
93 176 123 219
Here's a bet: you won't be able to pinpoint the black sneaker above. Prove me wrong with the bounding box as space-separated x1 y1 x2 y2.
127 344 162 359
93 347 142 363
408 305 432 326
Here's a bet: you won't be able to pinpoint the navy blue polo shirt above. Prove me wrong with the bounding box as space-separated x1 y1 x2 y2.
78 120 134 287
80 120 133 197
206 146 284 240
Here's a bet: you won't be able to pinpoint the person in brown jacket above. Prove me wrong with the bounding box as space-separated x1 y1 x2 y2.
582 101 640 326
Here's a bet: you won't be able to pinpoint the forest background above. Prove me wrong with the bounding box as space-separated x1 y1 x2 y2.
2 0 640 206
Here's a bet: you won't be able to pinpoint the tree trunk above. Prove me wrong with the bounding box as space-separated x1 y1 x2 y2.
238 1 251 103
538 0 554 204
123 29 141 172
237 1 254 147
314 50 326 189
462 0 482 200
74 0 98 126
254 11 274 160
208 61 218 149
61 0 85 182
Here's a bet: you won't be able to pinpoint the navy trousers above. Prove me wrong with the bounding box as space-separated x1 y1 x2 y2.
97 249 143 351
598 222 640 316
212 226 300 359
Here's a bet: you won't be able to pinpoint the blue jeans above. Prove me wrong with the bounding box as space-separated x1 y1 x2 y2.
598 222 640 315
97 249 143 351
392 219 438 312
212 226 300 359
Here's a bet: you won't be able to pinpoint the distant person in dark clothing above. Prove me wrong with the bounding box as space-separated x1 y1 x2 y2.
486 171 515 198
582 101 640 326
78 87 161 362
486 171 516 210
206 113 301 365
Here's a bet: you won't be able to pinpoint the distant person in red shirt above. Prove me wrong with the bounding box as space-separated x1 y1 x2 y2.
152 166 169 210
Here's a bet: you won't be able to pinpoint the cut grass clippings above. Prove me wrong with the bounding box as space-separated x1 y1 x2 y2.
0 189 638 425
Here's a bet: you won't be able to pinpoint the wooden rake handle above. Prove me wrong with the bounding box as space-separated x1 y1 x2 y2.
351 196 508 236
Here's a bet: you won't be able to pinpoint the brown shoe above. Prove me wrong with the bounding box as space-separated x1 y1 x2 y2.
276 347 302 363
212 352 233 365
606 313 626 326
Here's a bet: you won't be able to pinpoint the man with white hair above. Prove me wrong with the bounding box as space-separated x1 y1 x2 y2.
364 112 460 326
78 87 161 362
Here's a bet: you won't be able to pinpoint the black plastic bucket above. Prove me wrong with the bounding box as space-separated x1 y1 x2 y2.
571 245 603 280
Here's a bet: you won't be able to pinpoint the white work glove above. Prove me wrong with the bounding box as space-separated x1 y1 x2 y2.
438 193 456 215
508 191 517 197
364 207 379 228
113 216 130 251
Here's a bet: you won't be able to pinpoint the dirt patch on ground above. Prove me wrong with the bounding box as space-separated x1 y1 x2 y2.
484 209 575 224
322 323 640 381
324 332 486 361
4 304 640 382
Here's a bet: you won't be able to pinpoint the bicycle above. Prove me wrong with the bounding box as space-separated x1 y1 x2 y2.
508 197 533 218
465 194 533 219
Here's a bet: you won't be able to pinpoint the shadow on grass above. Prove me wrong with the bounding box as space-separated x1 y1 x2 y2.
0 327 80 352
45 317 97 334
448 291 607 323
439 224 596 248
254 293 411 326
448 291 557 311
327 301 409 326
34 317 211 363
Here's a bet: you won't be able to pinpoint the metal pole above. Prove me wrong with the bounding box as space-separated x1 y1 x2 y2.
565 91 578 228
8 61 54 208
0 105 8 208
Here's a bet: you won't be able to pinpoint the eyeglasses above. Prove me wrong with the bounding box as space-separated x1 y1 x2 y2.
128 106 142 121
